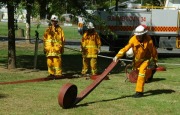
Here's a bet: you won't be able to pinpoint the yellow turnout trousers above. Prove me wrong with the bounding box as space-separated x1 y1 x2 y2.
135 60 149 92
47 56 62 75
81 57 97 75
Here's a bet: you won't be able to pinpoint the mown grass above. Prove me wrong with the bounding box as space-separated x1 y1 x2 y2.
0 22 82 39
0 41 180 115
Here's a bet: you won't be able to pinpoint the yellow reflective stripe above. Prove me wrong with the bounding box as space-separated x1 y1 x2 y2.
138 73 145 77
85 45 97 48
81 69 88 74
91 69 97 75
45 39 62 43
47 52 61 57
54 67 62 71
87 54 97 56
86 54 98 57
48 67 62 71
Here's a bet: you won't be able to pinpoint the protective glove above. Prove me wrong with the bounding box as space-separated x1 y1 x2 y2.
80 48 82 52
149 58 157 69
113 56 118 62
98 49 101 54
155 62 158 68
120 61 126 66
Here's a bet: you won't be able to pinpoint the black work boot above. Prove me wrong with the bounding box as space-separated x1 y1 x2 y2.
47 74 55 79
133 92 144 98
146 67 157 83
80 74 87 77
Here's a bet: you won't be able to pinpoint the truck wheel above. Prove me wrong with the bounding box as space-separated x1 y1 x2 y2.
166 48 173 51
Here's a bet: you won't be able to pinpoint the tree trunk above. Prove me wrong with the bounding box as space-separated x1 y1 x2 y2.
26 4 31 43
115 0 119 11
7 1 16 69
39 0 47 19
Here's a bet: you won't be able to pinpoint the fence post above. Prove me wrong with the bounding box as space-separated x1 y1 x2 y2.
33 30 39 69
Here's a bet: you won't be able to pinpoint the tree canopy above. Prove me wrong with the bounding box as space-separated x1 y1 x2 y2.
0 0 165 69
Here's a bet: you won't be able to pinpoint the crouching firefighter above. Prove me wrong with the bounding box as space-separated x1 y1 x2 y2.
113 25 158 98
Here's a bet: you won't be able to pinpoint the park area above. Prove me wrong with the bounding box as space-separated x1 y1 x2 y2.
0 22 180 115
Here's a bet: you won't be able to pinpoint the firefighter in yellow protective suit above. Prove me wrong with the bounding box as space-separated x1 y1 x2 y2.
113 25 158 98
80 22 101 77
77 16 84 35
43 15 65 78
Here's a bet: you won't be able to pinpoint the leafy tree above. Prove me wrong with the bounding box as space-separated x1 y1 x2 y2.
0 0 21 69
0 0 166 69
0 0 34 69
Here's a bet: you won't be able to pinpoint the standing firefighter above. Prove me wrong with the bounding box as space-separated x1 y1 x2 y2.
113 25 158 98
80 22 101 77
43 15 65 78
77 16 85 35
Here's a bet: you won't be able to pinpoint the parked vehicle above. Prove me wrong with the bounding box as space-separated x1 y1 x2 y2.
91 0 180 52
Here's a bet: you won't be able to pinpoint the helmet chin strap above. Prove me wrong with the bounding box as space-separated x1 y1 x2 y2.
137 34 145 43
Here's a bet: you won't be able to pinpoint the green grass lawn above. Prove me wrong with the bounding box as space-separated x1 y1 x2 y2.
0 22 82 39
0 41 180 115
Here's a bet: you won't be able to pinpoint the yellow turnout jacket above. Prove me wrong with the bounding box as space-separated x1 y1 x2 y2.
43 25 65 57
81 31 101 58
116 35 158 64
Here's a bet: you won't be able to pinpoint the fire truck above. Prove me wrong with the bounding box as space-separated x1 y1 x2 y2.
92 0 180 52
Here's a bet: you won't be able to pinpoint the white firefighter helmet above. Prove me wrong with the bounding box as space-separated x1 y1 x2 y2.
87 22 94 29
51 15 59 22
126 47 134 58
134 25 148 35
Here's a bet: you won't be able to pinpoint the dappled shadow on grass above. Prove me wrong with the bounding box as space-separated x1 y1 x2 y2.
125 77 166 84
150 78 166 82
0 76 57 85
5 50 178 77
74 89 175 108
0 73 81 85
74 95 133 108
0 52 127 84
0 94 8 99
144 89 175 97
0 52 126 75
